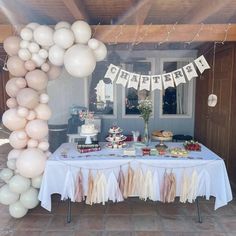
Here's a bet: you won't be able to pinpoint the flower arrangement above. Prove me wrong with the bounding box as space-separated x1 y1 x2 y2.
79 111 94 122
137 98 152 122
184 140 201 151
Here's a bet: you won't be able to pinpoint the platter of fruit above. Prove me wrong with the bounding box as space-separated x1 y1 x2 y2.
169 148 189 157
184 140 201 151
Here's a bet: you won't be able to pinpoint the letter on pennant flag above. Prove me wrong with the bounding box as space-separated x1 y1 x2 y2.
151 75 162 91
162 73 175 89
104 64 120 82
139 75 151 91
183 63 198 81
127 73 140 90
116 69 130 87
172 68 186 86
194 55 210 74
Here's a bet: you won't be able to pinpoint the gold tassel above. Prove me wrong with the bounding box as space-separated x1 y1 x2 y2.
74 169 84 202
166 173 176 203
118 167 125 196
85 170 94 205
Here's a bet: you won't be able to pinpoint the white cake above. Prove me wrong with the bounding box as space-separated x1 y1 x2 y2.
81 124 97 134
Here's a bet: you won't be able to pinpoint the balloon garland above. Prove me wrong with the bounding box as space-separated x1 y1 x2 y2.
0 20 107 218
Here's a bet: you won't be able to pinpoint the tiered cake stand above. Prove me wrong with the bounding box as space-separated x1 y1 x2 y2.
152 135 172 149
106 128 127 148
80 132 98 144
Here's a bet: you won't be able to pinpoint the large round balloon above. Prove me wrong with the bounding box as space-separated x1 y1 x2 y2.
34 103 52 120
16 148 47 178
93 42 107 61
20 187 39 209
25 119 48 140
64 44 96 77
71 20 92 44
0 168 14 183
31 175 43 188
9 201 28 218
0 185 19 205
9 174 31 194
9 130 28 149
25 69 48 91
48 45 65 66
33 25 54 47
53 28 74 49
3 36 21 56
5 77 26 97
2 108 27 131
55 21 71 30
16 88 39 109
7 149 23 160
7 56 27 77
47 65 62 80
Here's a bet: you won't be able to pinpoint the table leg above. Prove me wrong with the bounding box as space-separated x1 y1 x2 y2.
196 197 202 223
67 198 72 223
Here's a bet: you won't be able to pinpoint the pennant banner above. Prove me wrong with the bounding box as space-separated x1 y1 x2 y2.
140 75 151 91
151 75 162 91
104 64 120 82
127 73 140 90
172 68 186 86
162 73 175 90
183 63 198 81
116 69 130 87
194 55 210 74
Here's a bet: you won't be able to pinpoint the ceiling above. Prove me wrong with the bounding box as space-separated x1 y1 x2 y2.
0 0 236 26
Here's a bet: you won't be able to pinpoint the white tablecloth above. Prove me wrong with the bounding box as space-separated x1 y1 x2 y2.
39 142 232 211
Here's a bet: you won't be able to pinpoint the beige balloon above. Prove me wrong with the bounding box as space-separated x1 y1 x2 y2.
47 65 62 80
26 110 36 121
6 77 26 98
0 185 19 205
9 130 28 149
17 106 29 118
25 69 48 91
16 88 39 109
31 175 43 188
39 93 49 103
7 56 27 77
25 119 48 140
3 36 21 56
9 201 28 218
27 139 38 148
41 63 50 72
2 109 27 131
6 98 18 108
34 103 52 120
24 60 36 71
7 149 23 160
38 141 49 151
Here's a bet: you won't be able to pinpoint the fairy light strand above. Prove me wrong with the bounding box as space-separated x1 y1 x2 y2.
185 23 204 45
158 22 178 46
92 22 101 37
135 23 152 45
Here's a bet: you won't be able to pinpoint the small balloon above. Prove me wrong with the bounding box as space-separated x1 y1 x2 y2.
18 48 31 61
31 53 45 67
32 175 42 188
48 45 65 66
6 98 18 108
93 41 107 61
20 187 39 209
7 159 16 170
26 22 40 30
38 49 48 59
9 130 28 149
24 60 36 71
9 201 28 218
20 40 30 49
47 65 62 80
26 110 36 121
7 56 27 77
0 185 19 205
41 63 50 72
55 21 71 30
39 93 49 103
9 174 31 194
27 139 38 148
88 38 100 50
25 119 48 140
71 20 92 44
20 27 33 41
34 103 52 120
0 168 14 183
6 77 25 97
17 107 29 118
53 28 74 49
3 36 21 56
33 25 54 47
8 149 23 160
28 42 40 53
38 141 49 151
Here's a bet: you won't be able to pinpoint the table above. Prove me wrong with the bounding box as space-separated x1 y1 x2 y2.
39 142 232 222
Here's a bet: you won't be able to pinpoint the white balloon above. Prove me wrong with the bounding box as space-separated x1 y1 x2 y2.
9 130 28 149
8 149 23 160
93 42 107 61
16 148 47 178
71 20 92 44
39 93 49 103
17 107 29 118
18 48 31 61
41 63 50 72
31 53 45 67
38 141 49 151
28 42 40 53
31 175 43 188
20 187 39 209
64 44 96 77
7 159 16 170
27 139 38 148
88 38 100 50
53 28 74 49
38 49 48 59
9 174 31 194
55 21 71 30
33 25 54 47
0 168 14 182
25 119 48 140
20 27 33 41
26 22 40 30
9 201 28 218
0 185 19 205
20 40 30 49
48 45 65 66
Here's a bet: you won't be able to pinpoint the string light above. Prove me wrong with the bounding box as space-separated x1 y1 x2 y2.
220 23 231 44
135 23 152 45
109 24 125 45
185 23 204 45
158 22 178 46
92 22 101 37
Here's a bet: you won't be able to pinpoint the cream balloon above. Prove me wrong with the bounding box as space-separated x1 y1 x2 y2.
25 119 48 140
17 107 29 118
7 159 16 170
18 48 31 61
7 56 27 77
6 77 26 97
9 130 28 149
33 25 54 47
93 41 107 61
31 53 45 67
48 45 65 66
71 20 92 44
25 69 48 91
20 187 39 209
20 40 30 49
6 98 18 108
28 42 40 53
53 28 74 49
3 36 21 56
38 49 48 59
20 27 33 41
7 149 23 160
41 63 50 72
9 201 28 218
9 174 31 194
24 60 36 71
27 139 38 148
16 148 47 178
88 38 100 50
31 175 42 188
38 141 49 151
45 151 52 158
0 185 19 205
0 168 14 182
47 65 62 80
39 93 49 103
16 88 39 109
26 110 36 120
15 78 27 88
26 22 39 30
64 44 96 77
34 103 52 120
2 109 27 131
55 21 71 30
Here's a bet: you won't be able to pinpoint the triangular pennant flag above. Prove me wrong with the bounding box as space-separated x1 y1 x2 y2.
162 73 175 89
194 55 210 73
127 73 140 90
139 75 151 91
172 68 186 86
104 64 120 82
116 69 130 87
183 63 198 81
151 75 162 91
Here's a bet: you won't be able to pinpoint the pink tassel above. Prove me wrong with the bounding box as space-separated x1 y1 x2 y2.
118 167 125 197
166 173 176 203
74 169 84 202
85 170 94 205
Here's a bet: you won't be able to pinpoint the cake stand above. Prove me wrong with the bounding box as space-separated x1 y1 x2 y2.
152 136 172 149
80 132 97 145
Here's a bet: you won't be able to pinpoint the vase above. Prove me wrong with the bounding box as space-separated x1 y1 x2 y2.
143 121 149 146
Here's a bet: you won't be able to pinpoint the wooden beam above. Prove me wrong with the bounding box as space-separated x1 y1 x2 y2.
0 25 14 43
63 0 89 21
179 0 232 23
